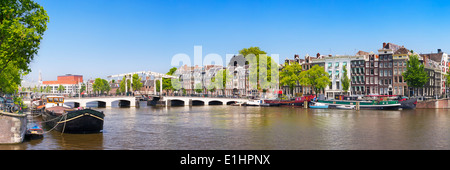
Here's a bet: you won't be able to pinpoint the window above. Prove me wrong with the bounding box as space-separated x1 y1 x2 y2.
370 77 373 84
394 61 397 66
380 62 383 68
385 79 388 85
399 76 402 83
389 62 392 68
389 70 392 76
336 82 340 89
394 68 397 75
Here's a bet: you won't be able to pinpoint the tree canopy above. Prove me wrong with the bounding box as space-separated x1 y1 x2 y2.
299 65 330 95
239 47 278 91
0 0 49 94
402 54 429 95
280 62 302 95
341 66 350 93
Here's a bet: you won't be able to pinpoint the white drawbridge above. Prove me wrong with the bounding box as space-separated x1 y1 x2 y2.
107 71 177 96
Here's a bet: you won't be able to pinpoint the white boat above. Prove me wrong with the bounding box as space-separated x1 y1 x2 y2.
231 101 245 106
336 105 355 110
246 100 268 106
309 102 329 109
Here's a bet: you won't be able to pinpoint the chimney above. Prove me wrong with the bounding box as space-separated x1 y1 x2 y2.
316 53 320 58
383 42 386 49
438 49 442 53
328 54 332 57
294 54 299 59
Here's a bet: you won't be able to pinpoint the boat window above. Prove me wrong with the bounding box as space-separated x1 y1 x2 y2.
59 98 64 102
48 98 53 102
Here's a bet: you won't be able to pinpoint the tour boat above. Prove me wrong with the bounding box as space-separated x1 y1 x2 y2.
42 96 104 134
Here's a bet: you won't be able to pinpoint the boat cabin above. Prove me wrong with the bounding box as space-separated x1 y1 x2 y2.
45 96 70 108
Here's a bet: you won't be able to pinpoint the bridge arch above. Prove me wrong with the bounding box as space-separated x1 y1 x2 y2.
208 100 223 105
170 99 185 106
110 99 134 107
86 100 107 107
191 100 205 106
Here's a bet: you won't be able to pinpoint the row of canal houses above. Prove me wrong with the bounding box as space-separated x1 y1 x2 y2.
282 42 449 99
172 42 448 99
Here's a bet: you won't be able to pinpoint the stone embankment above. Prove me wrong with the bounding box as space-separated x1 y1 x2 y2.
416 99 450 109
0 112 27 144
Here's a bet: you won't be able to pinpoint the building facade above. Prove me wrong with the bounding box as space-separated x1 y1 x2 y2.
42 74 83 95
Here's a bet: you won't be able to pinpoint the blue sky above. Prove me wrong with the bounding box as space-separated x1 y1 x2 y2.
27 0 450 82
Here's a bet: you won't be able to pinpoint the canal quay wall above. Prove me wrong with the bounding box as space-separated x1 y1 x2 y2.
0 112 27 144
417 99 450 109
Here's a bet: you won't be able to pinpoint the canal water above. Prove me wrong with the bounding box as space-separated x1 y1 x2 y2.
1 102 449 150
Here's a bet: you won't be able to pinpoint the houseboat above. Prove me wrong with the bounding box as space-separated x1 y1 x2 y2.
42 96 104 134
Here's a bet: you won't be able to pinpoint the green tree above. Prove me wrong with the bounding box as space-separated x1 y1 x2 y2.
57 85 65 94
132 74 142 93
299 65 330 95
102 79 111 95
402 54 429 96
341 66 350 93
163 67 178 95
239 47 278 91
119 76 131 94
92 78 104 95
194 83 203 94
80 83 86 94
280 62 302 95
213 69 232 96
0 0 49 94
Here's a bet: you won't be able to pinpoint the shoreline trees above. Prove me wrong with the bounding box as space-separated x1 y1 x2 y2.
0 0 49 94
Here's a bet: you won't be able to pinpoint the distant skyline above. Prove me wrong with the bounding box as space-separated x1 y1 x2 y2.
24 0 450 84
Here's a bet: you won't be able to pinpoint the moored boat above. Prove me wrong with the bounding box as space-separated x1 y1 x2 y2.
26 122 44 139
336 105 355 110
246 100 266 106
398 97 417 109
317 100 401 110
42 96 104 134
309 102 329 109
264 95 315 107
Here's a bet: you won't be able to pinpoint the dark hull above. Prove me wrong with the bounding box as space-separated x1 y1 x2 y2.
43 108 104 134
399 98 417 109
264 100 304 107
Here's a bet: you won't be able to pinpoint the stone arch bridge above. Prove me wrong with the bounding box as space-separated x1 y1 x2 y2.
159 96 248 106
64 96 137 107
